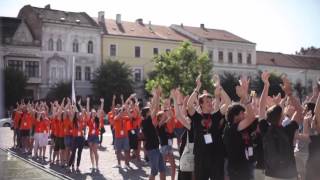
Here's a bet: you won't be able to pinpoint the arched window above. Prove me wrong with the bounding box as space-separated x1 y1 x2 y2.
88 41 93 54
73 39 79 53
56 39 62 51
48 38 53 51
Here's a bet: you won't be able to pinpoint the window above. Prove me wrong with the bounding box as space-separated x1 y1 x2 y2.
218 51 223 62
50 64 65 83
56 39 62 51
135 46 141 58
166 49 171 53
133 69 142 82
153 48 159 55
73 39 79 53
48 38 54 51
7 60 23 71
85 66 91 81
228 52 233 64
76 66 81 80
208 50 213 60
238 53 242 64
88 41 93 54
25 61 39 78
247 53 252 64
110 44 116 56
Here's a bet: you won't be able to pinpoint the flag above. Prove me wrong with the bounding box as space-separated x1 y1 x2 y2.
71 56 76 103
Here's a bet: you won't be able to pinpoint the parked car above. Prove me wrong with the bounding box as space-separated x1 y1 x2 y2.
0 118 12 127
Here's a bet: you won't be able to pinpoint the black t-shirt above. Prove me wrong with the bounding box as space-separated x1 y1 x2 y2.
141 116 159 151
189 110 225 160
307 134 320 166
223 119 257 173
157 124 168 146
259 119 299 178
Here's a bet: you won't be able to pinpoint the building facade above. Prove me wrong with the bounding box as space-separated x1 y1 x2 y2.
0 17 42 99
18 4 102 98
97 12 202 96
171 24 257 77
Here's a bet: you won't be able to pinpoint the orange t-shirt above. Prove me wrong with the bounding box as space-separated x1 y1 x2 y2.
55 119 65 137
43 118 50 134
34 119 44 133
50 118 57 136
175 118 184 128
166 117 175 134
87 118 100 136
63 118 73 136
114 115 130 138
20 113 33 130
108 111 115 125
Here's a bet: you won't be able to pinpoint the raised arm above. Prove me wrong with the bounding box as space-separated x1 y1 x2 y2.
86 97 90 112
259 71 270 120
171 89 191 129
187 73 201 116
150 87 161 125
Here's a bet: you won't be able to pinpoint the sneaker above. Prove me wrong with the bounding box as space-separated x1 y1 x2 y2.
112 164 121 168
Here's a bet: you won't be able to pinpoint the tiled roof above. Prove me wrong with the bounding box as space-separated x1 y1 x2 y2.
256 51 320 70
0 17 22 44
172 24 254 44
99 18 197 42
19 5 99 28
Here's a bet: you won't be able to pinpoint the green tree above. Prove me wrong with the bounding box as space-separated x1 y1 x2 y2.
220 72 240 101
4 68 28 109
146 41 214 96
91 60 134 110
251 71 284 97
46 81 71 101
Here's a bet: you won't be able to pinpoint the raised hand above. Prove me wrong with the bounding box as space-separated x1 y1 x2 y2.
261 71 270 85
213 74 220 87
281 75 292 96
195 73 202 91
100 98 104 102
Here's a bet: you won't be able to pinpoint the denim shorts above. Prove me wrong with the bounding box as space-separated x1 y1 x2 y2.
114 137 130 151
160 145 173 155
147 149 166 176
64 136 73 147
87 135 100 144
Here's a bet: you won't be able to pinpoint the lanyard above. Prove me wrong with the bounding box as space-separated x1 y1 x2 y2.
202 114 211 133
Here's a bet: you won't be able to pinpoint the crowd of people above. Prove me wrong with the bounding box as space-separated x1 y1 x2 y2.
10 71 320 180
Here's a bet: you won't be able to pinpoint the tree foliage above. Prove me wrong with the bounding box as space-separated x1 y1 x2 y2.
4 68 28 109
91 60 133 110
220 72 240 102
46 81 72 101
251 71 284 97
146 41 214 96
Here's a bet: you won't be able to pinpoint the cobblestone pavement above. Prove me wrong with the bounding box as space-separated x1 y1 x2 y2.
0 126 180 180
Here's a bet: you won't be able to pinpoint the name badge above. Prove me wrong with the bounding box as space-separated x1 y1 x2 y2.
24 122 27 126
92 130 96 134
120 130 124 135
78 132 81 136
204 134 213 144
131 130 135 135
248 147 253 157
168 139 173 146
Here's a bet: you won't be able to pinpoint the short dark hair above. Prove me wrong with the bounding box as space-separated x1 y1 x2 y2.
226 103 245 123
141 107 150 119
267 105 283 125
199 93 213 105
305 102 316 116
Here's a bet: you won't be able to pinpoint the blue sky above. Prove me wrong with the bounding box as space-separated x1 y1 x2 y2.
1 0 319 54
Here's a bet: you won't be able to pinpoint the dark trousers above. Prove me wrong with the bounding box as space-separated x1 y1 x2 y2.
68 136 84 167
194 156 224 180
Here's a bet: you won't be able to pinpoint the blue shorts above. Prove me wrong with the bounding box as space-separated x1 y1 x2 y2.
64 136 73 147
114 137 130 151
87 135 100 144
147 149 166 176
160 145 173 155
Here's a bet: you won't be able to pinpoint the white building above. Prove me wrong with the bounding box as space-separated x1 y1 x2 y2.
171 24 257 76
18 4 102 98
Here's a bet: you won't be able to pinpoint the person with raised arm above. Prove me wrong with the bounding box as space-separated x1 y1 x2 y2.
141 86 166 180
223 74 261 180
259 74 303 180
187 73 227 180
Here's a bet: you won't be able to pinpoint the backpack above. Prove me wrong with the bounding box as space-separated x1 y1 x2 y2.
263 125 296 178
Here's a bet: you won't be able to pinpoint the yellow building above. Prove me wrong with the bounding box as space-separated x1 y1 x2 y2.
97 12 202 94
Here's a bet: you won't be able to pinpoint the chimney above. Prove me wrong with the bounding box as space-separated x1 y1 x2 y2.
200 24 205 29
136 18 143 25
98 11 105 24
148 21 152 29
116 14 121 24
44 4 51 9
180 23 184 28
